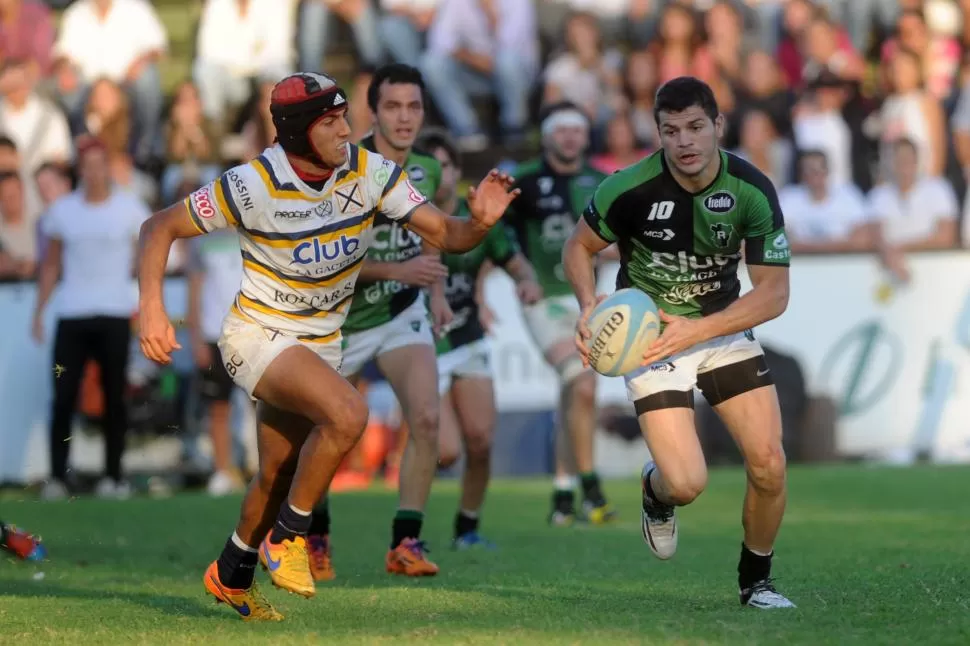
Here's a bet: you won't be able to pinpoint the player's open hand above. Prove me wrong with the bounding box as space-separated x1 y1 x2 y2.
139 302 181 366
430 293 454 338
467 170 520 229
640 309 711 366
574 295 607 366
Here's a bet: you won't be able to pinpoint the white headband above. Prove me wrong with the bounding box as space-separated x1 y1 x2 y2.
541 109 589 137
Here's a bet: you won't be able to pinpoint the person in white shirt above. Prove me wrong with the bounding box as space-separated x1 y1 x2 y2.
31 135 152 501
52 0 168 163
778 149 874 254
186 229 253 496
867 137 959 280
0 59 72 178
419 0 539 151
379 0 438 67
193 0 295 126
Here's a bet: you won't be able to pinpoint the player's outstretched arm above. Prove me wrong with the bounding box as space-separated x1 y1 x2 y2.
137 201 206 365
563 218 611 362
407 170 520 253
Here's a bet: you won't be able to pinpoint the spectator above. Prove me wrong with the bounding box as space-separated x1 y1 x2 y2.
161 81 221 204
792 72 854 188
869 137 958 267
725 49 794 150
0 58 72 177
649 3 715 85
379 0 438 67
800 14 866 85
779 149 872 253
299 0 383 72
82 78 157 205
620 48 659 150
733 109 792 188
878 47 946 179
32 161 73 263
239 80 276 163
0 171 36 278
822 0 899 55
420 0 539 151
542 11 624 138
704 0 748 84
32 136 150 500
186 228 249 496
52 0 168 164
777 0 858 89
0 0 55 80
193 0 294 130
589 110 650 174
881 7 961 103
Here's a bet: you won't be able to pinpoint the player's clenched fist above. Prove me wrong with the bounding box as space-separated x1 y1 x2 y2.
467 170 520 229
139 302 181 365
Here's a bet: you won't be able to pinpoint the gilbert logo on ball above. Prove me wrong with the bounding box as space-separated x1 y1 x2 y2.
586 289 661 377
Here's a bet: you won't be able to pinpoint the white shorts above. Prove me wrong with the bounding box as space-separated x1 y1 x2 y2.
625 331 766 403
522 294 580 355
217 312 342 398
341 298 434 377
437 338 492 394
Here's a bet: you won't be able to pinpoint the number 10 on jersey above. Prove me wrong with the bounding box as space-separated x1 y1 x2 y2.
648 201 674 221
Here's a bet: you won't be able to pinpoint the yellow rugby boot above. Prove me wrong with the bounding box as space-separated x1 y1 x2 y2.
258 535 315 597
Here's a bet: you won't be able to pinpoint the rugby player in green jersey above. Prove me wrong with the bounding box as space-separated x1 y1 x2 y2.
565 77 795 609
308 64 451 578
503 101 616 526
420 130 543 550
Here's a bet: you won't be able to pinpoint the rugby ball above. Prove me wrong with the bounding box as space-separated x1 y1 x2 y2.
586 289 661 377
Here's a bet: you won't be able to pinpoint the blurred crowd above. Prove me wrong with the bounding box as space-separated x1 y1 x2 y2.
1 0 969 283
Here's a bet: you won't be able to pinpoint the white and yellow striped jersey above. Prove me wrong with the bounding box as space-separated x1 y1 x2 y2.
184 142 427 346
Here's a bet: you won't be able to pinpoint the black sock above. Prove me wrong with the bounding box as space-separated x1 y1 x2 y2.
454 511 479 538
309 498 331 536
738 542 773 590
552 489 575 513
580 472 603 501
216 535 259 590
643 468 662 504
269 502 312 544
391 510 423 549
0 522 7 547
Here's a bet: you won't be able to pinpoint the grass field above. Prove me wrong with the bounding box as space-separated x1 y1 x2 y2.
2 465 970 645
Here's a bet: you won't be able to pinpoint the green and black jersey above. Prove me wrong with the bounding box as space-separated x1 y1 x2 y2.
342 135 443 333
436 199 520 355
504 157 606 299
583 149 790 318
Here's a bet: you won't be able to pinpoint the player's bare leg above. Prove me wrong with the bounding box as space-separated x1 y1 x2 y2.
377 343 441 575
442 376 496 549
547 340 613 525
205 396 313 621
714 385 794 608
636 398 708 560
208 346 368 603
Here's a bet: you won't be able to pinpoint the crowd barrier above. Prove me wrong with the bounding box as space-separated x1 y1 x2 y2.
1 252 969 482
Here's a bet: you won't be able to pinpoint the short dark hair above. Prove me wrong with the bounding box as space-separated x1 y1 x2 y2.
0 135 16 152
798 148 828 168
419 128 460 169
367 64 425 112
653 76 719 125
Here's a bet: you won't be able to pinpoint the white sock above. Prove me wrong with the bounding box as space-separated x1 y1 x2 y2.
459 509 479 519
231 531 257 553
289 503 312 516
748 546 773 557
554 475 578 491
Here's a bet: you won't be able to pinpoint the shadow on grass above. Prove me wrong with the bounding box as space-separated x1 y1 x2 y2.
0 581 227 619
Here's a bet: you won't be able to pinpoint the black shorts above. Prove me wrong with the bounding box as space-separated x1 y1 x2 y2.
197 342 234 402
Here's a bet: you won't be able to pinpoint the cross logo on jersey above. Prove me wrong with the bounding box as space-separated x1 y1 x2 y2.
710 222 735 249
335 183 364 213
